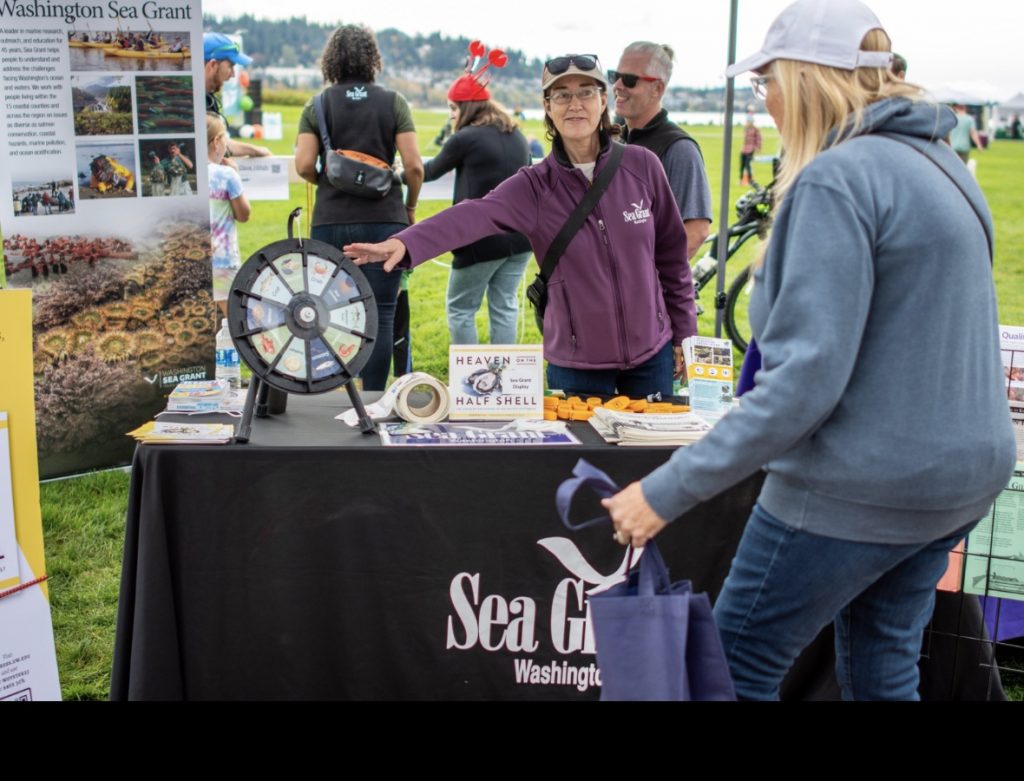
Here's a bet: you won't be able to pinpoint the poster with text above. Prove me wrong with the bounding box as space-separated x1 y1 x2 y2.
0 1 214 478
964 463 1024 602
449 345 545 421
0 291 61 701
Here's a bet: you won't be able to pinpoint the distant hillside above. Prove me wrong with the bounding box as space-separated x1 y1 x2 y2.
204 15 759 111
204 17 542 78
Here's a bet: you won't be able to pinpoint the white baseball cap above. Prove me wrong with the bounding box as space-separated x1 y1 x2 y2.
725 0 892 78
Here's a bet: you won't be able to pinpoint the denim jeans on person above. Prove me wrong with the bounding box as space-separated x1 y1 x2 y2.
546 341 674 398
311 222 404 391
713 503 976 700
447 252 531 344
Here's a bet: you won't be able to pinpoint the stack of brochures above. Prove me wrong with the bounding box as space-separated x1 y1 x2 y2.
127 421 235 445
165 380 246 414
166 380 229 412
589 407 713 446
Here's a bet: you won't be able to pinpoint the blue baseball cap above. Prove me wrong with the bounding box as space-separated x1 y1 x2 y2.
203 32 253 67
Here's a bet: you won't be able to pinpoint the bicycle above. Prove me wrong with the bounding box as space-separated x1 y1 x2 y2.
690 182 775 353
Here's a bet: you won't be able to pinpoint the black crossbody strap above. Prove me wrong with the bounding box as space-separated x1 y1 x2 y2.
312 92 334 159
538 141 625 282
875 131 994 264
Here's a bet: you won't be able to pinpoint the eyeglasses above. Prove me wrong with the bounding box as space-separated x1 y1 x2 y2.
607 70 661 88
547 86 603 106
750 74 773 100
545 54 599 76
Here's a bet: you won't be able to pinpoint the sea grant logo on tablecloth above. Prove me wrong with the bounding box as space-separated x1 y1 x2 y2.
448 344 544 421
444 534 642 693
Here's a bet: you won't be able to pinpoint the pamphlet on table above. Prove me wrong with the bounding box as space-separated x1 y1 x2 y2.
163 380 245 415
379 420 580 447
128 421 234 445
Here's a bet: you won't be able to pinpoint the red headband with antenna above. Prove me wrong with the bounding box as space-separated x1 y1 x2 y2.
448 40 509 102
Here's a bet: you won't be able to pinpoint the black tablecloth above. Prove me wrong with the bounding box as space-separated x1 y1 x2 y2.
110 392 1001 700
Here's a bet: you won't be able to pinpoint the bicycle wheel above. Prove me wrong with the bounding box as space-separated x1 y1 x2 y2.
724 263 753 354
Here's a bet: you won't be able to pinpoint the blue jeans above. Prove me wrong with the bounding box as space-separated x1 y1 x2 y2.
312 222 405 391
713 503 976 700
546 341 674 397
447 252 532 344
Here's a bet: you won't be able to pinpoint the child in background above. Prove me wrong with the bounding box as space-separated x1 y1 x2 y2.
207 112 250 310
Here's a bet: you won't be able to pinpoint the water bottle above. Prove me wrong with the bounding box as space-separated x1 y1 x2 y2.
215 318 240 389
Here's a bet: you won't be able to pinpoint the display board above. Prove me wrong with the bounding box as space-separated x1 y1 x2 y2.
0 1 213 477
0 291 61 701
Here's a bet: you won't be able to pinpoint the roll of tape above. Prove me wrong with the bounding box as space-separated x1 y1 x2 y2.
393 374 450 424
337 372 450 427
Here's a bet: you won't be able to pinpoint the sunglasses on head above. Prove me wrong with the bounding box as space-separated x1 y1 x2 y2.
545 54 599 75
607 70 661 88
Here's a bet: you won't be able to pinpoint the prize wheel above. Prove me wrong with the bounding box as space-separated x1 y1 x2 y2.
227 237 378 395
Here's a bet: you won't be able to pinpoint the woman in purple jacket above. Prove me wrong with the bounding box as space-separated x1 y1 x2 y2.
345 54 696 397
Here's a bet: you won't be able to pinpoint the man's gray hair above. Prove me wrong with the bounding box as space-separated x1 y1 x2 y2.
622 41 674 82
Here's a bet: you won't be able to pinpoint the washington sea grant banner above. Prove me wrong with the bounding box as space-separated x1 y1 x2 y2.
0 0 213 478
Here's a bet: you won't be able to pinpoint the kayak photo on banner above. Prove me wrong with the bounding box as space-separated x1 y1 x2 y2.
67 30 192 72
0 1 211 479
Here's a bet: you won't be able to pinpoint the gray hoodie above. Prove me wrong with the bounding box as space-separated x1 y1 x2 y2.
643 98 1015 544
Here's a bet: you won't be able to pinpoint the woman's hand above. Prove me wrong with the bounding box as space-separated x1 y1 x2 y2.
673 345 686 380
343 238 408 271
600 481 668 548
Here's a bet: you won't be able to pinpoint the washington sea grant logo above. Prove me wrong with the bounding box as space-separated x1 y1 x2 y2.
444 536 645 692
622 199 652 225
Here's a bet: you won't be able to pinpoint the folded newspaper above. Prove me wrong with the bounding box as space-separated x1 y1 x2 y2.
588 406 713 446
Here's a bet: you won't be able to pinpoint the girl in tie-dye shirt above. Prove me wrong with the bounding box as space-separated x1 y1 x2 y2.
207 113 251 303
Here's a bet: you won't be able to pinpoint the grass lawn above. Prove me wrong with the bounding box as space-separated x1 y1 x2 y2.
20 105 1024 700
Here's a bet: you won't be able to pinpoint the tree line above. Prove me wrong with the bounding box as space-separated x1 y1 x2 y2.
203 15 544 80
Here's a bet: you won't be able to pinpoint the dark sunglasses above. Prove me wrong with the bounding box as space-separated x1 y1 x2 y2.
545 54 599 75
607 70 661 88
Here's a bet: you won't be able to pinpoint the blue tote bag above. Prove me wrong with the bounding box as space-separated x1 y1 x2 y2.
556 459 736 701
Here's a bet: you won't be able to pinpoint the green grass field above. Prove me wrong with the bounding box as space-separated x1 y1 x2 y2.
24 105 1024 700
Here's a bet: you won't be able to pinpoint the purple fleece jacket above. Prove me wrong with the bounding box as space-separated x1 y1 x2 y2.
394 138 696 370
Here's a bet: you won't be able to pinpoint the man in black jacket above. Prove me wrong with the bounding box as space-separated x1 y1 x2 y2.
612 42 712 259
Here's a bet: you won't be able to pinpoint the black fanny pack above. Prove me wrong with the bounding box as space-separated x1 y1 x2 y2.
314 93 399 199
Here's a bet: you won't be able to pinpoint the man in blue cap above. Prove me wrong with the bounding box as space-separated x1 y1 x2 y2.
204 32 271 163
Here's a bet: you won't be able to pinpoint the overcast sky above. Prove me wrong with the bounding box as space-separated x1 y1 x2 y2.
203 0 1022 100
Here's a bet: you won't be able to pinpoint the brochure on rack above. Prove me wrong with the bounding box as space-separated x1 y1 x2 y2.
682 335 734 420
